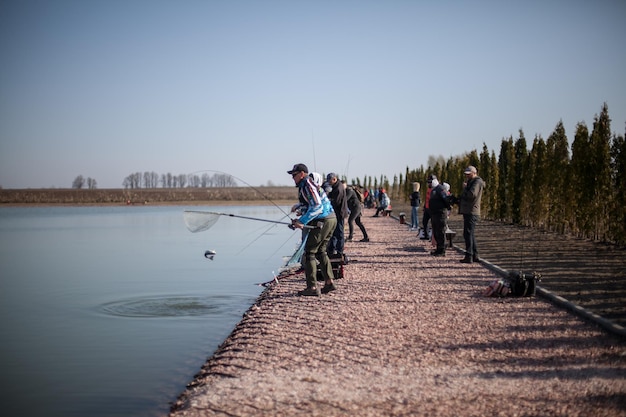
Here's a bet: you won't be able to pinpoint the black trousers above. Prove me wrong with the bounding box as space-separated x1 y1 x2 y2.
431 210 447 252
422 207 432 234
463 214 479 258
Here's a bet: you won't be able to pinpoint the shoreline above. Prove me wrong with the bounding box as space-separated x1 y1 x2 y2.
0 187 299 206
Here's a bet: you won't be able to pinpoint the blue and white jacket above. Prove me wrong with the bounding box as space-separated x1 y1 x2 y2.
297 177 335 225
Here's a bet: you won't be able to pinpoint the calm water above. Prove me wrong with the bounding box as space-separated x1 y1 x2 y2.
0 205 300 417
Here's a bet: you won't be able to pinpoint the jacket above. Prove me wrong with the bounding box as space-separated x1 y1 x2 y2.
429 184 451 213
328 181 349 219
345 187 362 215
410 191 421 207
298 177 335 225
459 176 484 216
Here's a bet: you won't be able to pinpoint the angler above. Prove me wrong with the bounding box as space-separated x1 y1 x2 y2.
288 163 338 297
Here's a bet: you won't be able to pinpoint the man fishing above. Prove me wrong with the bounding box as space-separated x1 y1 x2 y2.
288 163 338 296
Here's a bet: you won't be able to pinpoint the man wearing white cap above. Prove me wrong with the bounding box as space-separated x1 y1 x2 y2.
459 165 484 263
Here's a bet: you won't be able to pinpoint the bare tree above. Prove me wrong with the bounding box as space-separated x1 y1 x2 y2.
201 173 211 187
72 175 85 189
177 174 187 188
87 177 97 189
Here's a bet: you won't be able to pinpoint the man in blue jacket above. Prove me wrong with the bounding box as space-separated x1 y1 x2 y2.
288 163 338 296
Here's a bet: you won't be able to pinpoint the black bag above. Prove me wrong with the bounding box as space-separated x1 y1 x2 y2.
507 271 541 297
318 254 345 280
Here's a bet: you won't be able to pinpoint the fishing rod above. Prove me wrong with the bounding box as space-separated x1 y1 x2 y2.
183 210 316 233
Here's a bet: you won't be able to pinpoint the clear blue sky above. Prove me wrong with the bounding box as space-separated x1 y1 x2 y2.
1 0 625 189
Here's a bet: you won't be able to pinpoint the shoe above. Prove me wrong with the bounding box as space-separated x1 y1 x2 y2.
321 283 337 294
359 238 369 242
473 256 480 262
372 215 379 217
430 250 445 257
297 287 321 297
346 237 353 242
460 257 473 264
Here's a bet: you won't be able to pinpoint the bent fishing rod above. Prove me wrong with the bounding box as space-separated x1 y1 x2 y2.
183 210 317 233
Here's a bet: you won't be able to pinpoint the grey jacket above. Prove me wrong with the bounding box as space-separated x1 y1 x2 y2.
459 176 484 216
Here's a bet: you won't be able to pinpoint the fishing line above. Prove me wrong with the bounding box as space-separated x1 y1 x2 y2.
311 130 317 173
188 169 292 217
235 214 291 255
265 228 303 262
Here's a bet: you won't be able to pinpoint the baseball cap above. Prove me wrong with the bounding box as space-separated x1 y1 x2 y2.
287 163 308 174
326 172 338 181
464 166 477 175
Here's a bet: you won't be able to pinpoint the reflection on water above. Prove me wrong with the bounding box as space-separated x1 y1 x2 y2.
0 205 299 417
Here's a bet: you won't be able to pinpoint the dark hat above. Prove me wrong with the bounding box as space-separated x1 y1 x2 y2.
427 174 437 182
287 163 308 174
326 172 338 181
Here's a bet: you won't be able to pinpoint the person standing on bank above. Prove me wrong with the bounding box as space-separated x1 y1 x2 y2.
326 173 348 257
428 177 451 256
420 174 436 239
373 187 390 217
344 182 369 242
409 182 421 231
459 165 484 263
288 163 338 296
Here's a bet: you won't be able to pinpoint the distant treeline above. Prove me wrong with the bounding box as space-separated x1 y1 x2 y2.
122 172 239 189
372 103 624 245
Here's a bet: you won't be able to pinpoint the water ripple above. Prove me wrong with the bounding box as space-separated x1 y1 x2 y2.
99 295 238 318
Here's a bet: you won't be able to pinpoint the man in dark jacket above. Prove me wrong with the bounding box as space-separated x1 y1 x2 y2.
326 173 348 257
429 178 451 256
459 165 484 263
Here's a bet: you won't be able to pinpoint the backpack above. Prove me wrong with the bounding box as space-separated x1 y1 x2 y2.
483 271 541 297
354 187 364 203
507 271 541 297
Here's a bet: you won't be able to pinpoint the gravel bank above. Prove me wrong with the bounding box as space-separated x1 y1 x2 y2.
170 215 626 417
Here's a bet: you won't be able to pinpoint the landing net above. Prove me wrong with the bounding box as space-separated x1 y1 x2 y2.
183 210 221 233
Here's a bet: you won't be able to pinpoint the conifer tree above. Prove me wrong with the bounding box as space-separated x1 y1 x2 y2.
610 129 626 244
479 144 496 219
589 103 613 240
570 122 592 236
527 135 549 227
545 120 571 233
513 130 529 224
497 136 515 221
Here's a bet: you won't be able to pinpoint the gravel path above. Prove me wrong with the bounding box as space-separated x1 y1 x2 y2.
170 215 626 417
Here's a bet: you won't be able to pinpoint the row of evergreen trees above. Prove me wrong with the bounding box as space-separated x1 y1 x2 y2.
356 103 625 246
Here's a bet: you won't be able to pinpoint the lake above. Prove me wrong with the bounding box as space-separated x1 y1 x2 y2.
0 205 301 417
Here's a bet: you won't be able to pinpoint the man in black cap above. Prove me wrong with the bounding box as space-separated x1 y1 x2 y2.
459 165 484 263
287 163 337 296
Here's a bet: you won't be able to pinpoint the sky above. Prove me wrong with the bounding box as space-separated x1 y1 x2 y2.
1 0 625 189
